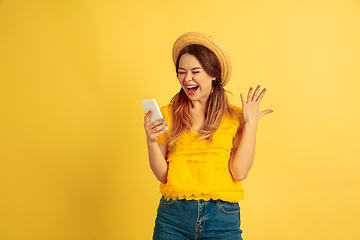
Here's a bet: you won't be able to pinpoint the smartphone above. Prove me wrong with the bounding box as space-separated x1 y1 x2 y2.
141 99 168 131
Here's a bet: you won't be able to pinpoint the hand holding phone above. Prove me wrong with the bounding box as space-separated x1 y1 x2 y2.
142 99 168 131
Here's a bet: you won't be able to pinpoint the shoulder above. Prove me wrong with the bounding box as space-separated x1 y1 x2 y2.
160 104 172 121
229 104 243 122
160 104 171 113
230 104 243 114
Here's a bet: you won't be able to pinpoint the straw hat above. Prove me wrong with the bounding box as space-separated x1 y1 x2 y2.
172 32 232 86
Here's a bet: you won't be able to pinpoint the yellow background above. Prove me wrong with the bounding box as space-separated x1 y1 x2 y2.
1 0 359 239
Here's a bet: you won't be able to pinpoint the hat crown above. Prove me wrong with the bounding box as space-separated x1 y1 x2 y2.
172 32 232 86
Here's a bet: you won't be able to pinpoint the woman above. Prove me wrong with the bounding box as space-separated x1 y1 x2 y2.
144 32 272 240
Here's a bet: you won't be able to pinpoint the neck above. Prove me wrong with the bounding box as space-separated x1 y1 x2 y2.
189 99 207 112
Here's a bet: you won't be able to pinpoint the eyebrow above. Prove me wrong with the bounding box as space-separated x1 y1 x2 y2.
178 67 202 70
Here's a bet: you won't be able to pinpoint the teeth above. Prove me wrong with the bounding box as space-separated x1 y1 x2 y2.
187 86 198 88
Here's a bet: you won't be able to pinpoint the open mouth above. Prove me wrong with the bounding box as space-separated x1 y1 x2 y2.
186 85 199 94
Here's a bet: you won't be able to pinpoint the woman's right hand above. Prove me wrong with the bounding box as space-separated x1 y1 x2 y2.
144 110 168 143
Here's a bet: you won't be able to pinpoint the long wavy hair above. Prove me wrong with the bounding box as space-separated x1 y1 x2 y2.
169 44 233 147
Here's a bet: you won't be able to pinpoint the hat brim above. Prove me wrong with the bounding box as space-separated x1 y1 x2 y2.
172 32 232 86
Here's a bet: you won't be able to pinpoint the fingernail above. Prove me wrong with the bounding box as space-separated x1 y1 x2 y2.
161 128 167 131
250 87 253 91
270 110 273 113
164 123 168 126
148 110 152 114
162 118 165 122
264 88 267 91
257 85 261 88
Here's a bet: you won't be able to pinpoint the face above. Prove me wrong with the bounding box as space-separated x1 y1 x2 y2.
177 53 216 104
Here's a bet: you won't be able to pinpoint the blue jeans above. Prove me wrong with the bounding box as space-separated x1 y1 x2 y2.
153 196 243 240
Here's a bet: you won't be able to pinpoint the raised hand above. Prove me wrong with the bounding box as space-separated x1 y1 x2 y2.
144 110 168 143
240 85 273 125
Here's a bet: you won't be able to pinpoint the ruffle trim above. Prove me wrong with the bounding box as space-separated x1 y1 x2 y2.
160 187 245 203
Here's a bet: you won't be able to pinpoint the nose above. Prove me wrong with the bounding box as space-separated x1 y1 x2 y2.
184 72 193 83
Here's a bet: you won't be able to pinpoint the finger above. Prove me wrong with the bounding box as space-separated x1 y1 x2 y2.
150 118 166 128
145 115 162 128
146 116 165 129
145 109 152 117
240 93 246 105
144 110 152 124
247 87 253 102
260 109 273 118
159 127 168 133
149 128 167 140
252 85 261 101
148 125 167 140
146 123 161 137
256 88 267 102
144 117 151 128
152 122 168 132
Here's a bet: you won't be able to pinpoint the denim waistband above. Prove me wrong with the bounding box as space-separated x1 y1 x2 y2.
154 196 243 239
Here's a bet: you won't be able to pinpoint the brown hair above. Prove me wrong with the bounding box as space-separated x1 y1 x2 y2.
169 44 233 147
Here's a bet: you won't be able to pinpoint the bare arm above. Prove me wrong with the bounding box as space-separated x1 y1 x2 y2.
144 110 169 183
229 122 258 181
229 86 273 181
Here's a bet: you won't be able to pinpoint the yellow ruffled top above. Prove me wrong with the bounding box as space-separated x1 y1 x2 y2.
157 104 245 203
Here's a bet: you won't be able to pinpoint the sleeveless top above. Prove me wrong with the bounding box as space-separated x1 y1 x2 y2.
157 104 245 203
